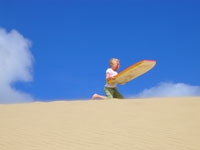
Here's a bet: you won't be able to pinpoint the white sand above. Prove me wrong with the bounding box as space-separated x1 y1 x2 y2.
0 97 200 150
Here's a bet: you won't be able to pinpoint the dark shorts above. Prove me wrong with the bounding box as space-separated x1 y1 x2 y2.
104 87 124 99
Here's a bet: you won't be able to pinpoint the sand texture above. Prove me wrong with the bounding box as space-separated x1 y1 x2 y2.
0 97 200 150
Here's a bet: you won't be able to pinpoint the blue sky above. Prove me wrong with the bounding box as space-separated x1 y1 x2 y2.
0 0 200 102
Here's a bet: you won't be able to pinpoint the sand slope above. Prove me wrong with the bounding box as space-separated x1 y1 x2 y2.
0 97 200 150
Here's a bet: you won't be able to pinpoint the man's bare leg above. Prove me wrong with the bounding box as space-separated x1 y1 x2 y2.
92 94 105 100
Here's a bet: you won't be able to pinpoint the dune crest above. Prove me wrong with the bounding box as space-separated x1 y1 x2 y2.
0 97 200 150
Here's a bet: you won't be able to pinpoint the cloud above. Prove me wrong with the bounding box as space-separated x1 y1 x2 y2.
0 28 34 104
134 82 200 98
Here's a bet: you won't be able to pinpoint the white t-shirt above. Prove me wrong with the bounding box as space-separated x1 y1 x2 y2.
105 68 118 88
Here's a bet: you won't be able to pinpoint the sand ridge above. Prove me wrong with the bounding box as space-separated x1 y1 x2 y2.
0 97 200 150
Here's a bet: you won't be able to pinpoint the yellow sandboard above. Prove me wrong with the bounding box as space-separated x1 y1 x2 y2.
108 60 156 85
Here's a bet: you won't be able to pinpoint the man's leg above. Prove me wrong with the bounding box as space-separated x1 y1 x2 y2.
104 87 114 99
92 94 105 100
114 88 124 99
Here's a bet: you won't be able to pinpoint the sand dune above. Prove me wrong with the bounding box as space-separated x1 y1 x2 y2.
0 97 200 150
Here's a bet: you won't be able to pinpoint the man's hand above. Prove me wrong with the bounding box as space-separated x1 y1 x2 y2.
110 77 115 80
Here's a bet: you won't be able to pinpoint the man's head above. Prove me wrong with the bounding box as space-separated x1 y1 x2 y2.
110 58 120 71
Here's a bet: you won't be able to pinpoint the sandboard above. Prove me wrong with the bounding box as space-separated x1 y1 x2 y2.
107 60 156 85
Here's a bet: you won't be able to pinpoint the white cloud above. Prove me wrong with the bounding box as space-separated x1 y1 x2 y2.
134 82 200 98
0 28 34 104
